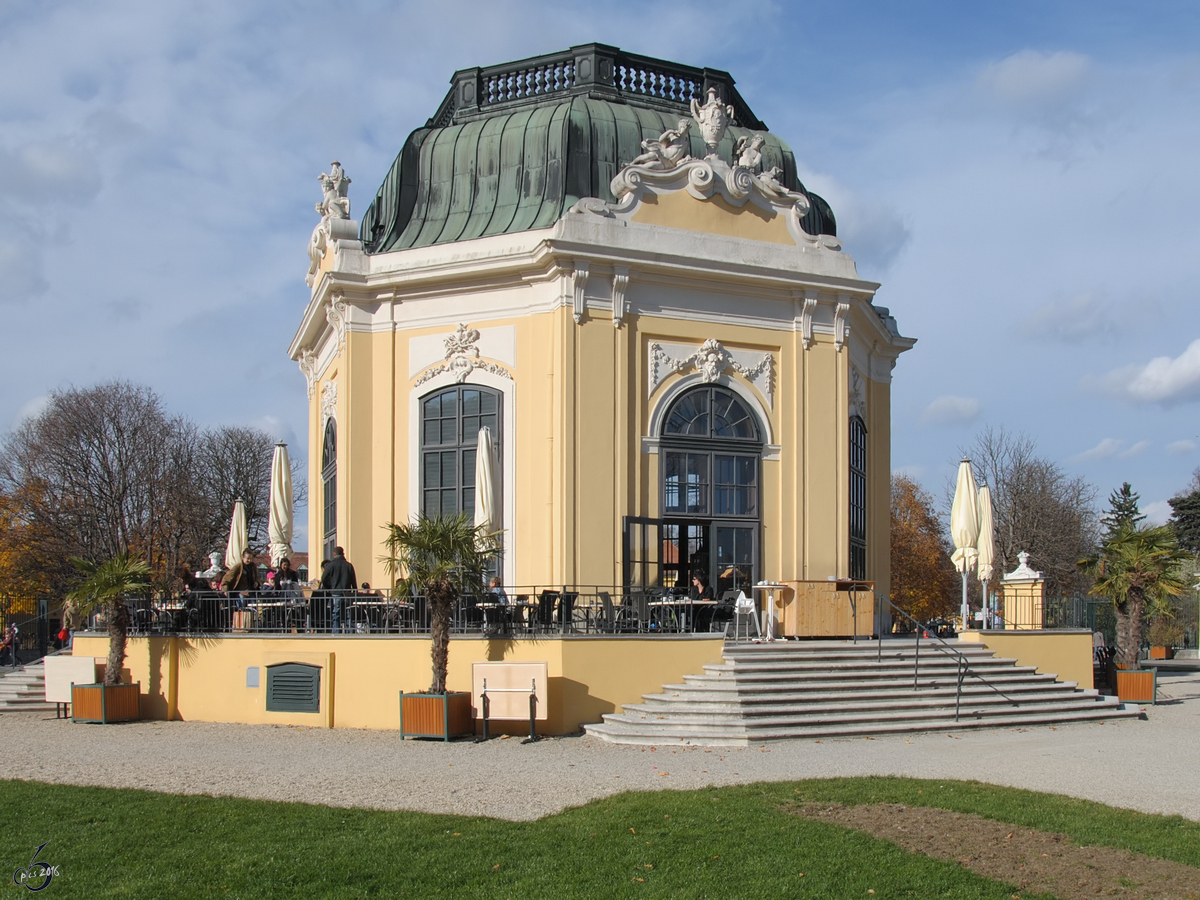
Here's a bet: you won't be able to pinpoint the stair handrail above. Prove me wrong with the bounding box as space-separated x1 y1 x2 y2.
877 594 1020 721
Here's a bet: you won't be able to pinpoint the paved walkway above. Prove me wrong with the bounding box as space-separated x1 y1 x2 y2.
1 673 1197 822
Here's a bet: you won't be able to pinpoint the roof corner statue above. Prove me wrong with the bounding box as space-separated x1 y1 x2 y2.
307 160 360 287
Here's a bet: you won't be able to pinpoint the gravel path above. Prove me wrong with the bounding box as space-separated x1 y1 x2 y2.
2 673 1197 822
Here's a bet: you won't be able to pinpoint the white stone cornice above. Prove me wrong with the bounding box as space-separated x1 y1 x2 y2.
572 260 590 324
834 300 850 353
611 266 630 328
298 349 318 399
801 294 817 350
325 294 349 353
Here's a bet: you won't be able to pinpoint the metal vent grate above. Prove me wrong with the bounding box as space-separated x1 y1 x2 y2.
265 663 321 713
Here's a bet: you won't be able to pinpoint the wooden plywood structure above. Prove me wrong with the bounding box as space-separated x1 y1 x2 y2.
472 661 549 721
780 581 876 638
44 656 100 703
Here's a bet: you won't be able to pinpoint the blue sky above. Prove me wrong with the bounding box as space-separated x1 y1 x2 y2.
2 1 1198 549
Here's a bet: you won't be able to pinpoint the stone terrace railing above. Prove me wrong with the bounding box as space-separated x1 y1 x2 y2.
428 43 766 131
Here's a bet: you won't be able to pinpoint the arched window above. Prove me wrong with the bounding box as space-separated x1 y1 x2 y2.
849 415 867 580
321 418 336 564
420 385 501 520
659 385 762 595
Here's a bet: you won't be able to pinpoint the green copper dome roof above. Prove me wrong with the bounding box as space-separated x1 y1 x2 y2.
360 44 835 254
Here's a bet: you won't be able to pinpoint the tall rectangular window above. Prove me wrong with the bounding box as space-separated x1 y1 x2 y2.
849 415 867 580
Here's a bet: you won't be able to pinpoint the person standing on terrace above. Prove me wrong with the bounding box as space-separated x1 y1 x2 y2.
320 546 356 634
221 549 259 608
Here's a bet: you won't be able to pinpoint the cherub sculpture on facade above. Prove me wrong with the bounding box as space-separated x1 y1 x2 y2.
734 134 765 172
628 118 692 170
316 161 351 219
690 87 734 156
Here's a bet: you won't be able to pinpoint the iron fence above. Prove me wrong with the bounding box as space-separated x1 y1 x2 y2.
77 585 734 639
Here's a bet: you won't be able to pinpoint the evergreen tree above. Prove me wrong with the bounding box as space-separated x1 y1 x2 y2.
1100 482 1145 539
1168 469 1200 553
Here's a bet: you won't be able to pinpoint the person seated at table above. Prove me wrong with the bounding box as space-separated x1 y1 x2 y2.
689 573 716 603
488 576 508 605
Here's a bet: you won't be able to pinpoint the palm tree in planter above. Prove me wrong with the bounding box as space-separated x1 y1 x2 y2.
66 552 152 722
383 513 499 738
1079 524 1189 670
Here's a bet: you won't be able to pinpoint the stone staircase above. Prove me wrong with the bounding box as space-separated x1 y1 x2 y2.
0 658 56 713
584 639 1140 746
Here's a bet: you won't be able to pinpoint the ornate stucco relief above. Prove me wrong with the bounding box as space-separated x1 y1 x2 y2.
569 87 843 253
411 323 514 387
321 380 337 427
648 339 773 407
298 349 318 399
849 367 867 421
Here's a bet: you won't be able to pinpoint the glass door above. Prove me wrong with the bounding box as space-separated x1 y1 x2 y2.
714 523 756 596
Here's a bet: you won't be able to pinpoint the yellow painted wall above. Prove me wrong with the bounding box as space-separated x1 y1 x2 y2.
72 635 723 735
958 629 1094 689
311 301 891 593
629 190 794 245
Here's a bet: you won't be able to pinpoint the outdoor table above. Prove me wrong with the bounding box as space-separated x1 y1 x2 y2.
250 600 287 631
752 582 786 641
476 602 510 633
648 599 717 632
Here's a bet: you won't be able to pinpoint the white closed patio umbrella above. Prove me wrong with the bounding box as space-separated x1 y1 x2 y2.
224 498 248 569
950 459 980 627
976 485 996 627
473 427 499 539
268 442 294 567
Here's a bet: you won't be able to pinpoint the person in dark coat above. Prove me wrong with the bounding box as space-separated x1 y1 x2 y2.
320 546 357 634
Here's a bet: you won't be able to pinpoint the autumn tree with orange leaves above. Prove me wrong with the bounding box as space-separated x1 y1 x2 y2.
891 474 957 624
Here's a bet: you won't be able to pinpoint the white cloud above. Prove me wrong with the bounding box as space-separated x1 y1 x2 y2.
1167 439 1197 455
1142 499 1172 526
1072 437 1124 463
11 394 49 428
1100 338 1200 404
977 50 1093 111
795 168 911 274
1118 440 1151 459
1018 293 1116 343
920 395 980 425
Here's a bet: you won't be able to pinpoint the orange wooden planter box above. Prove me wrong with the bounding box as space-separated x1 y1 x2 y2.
71 682 141 723
1115 669 1156 704
399 691 473 740
1148 646 1174 660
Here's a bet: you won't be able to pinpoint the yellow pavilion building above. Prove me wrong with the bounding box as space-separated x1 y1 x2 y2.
290 43 914 605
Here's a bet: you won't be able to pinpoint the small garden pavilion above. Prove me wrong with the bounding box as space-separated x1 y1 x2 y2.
291 43 914 600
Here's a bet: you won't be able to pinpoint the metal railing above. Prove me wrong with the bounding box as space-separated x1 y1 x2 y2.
429 44 765 130
878 595 1020 722
77 585 734 639
1 596 60 666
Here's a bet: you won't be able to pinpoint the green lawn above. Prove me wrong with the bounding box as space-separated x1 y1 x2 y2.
2 776 1197 898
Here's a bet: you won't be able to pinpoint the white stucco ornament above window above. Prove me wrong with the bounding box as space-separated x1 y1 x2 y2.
649 339 773 407
411 323 514 386
321 380 337 427
849 367 867 421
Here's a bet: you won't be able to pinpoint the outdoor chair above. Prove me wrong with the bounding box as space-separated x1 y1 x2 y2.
620 592 650 633
511 594 532 633
559 591 579 632
537 590 559 632
731 590 760 641
595 591 616 633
